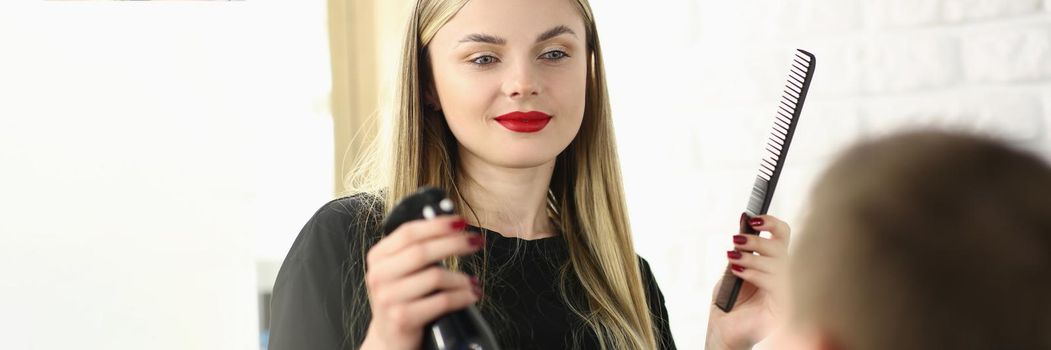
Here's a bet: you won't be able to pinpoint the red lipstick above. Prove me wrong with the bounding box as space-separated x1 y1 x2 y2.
494 111 552 133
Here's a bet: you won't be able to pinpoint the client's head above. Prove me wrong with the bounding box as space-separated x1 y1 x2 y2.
784 130 1051 350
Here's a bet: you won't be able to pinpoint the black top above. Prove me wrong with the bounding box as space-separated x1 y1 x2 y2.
269 194 676 349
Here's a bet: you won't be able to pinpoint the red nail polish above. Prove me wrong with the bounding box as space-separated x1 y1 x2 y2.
451 219 467 231
731 264 745 272
473 285 483 298
467 234 484 247
749 217 764 227
733 235 747 245
727 250 742 260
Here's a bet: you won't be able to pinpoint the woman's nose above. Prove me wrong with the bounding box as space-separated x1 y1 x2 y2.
502 62 541 99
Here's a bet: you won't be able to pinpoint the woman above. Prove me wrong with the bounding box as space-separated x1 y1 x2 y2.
269 0 791 349
778 131 1051 349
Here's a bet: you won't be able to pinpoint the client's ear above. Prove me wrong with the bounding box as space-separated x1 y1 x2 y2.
811 329 845 350
770 324 844 350
817 339 842 350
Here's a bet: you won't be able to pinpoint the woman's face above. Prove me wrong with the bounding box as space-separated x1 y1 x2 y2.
426 0 588 169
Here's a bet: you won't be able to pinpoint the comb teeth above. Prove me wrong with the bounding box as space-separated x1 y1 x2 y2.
760 50 813 172
748 49 815 214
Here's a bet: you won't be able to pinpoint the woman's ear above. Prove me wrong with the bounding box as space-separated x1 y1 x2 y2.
424 83 442 112
420 50 442 112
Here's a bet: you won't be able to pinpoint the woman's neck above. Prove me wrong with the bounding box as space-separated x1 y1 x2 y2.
457 149 557 241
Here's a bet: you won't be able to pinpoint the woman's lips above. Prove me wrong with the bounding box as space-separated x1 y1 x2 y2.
494 111 552 133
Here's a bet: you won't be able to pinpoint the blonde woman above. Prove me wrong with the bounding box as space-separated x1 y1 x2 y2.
270 0 791 349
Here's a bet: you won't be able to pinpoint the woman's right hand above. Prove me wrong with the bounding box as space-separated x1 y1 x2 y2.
359 216 484 350
705 214 791 350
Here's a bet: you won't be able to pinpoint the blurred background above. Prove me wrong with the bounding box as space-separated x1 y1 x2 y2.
0 0 1048 349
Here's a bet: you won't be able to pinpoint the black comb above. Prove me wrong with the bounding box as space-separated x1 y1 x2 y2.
714 49 816 313
380 186 502 350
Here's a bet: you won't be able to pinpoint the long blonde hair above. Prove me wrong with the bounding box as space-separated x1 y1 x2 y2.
344 0 660 348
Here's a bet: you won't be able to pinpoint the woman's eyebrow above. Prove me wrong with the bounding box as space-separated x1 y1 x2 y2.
535 25 576 43
459 33 506 45
457 25 577 46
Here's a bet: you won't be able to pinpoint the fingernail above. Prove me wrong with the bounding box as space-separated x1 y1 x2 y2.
731 264 746 272
469 276 481 298
727 250 742 260
467 234 484 248
749 217 764 227
733 235 747 245
451 219 467 231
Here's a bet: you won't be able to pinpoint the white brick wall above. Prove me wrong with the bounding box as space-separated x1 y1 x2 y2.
943 0 1044 22
863 0 943 28
863 0 1045 27
594 1 1051 348
854 35 962 93
962 25 1051 82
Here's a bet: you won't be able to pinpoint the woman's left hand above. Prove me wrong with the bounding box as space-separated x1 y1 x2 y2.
705 214 791 350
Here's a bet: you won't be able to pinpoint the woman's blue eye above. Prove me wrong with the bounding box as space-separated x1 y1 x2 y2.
541 50 568 60
470 51 567 66
471 55 497 65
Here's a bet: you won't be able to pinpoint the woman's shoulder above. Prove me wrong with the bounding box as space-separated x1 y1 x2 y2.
270 193 385 349
313 192 385 224
636 255 656 277
310 191 386 241
634 255 667 306
635 254 677 348
317 191 388 218
283 192 386 262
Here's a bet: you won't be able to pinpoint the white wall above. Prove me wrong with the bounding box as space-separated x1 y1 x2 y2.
592 1 1051 348
0 1 332 349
